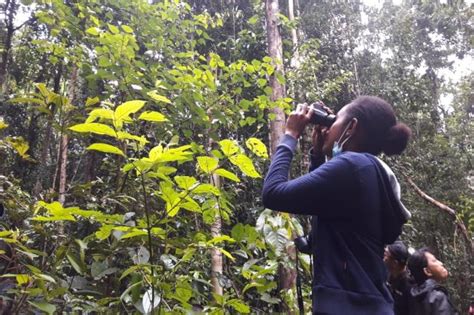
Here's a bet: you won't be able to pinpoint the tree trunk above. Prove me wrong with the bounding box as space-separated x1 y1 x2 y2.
266 0 286 155
57 134 68 205
266 0 296 312
210 173 223 296
288 0 300 69
0 0 17 94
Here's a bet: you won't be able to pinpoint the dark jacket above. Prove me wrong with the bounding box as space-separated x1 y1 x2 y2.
388 270 412 315
263 135 410 315
409 279 458 315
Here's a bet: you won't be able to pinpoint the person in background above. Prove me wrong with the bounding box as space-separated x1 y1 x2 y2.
384 240 412 315
262 96 412 314
407 247 458 315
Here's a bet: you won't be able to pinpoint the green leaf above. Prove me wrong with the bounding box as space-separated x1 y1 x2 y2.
107 24 119 34
69 123 116 137
215 168 240 182
193 184 220 196
138 111 168 122
85 108 114 123
87 143 125 156
96 225 113 240
147 91 171 104
28 301 56 315
174 176 198 190
227 299 250 314
207 235 235 245
217 248 235 261
245 138 268 159
114 100 146 128
66 252 85 275
197 156 218 173
16 274 30 285
248 15 259 25
85 96 100 107
121 25 134 33
219 139 239 156
229 154 261 178
86 27 99 36
117 131 148 146
121 229 148 239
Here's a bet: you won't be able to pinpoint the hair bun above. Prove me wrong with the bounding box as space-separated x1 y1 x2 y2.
382 123 412 155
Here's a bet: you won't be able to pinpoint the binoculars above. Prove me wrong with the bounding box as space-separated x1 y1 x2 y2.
308 102 336 127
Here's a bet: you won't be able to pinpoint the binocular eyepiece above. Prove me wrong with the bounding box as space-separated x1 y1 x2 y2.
308 102 336 127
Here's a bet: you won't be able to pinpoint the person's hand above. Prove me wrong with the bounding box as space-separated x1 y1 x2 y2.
285 103 313 139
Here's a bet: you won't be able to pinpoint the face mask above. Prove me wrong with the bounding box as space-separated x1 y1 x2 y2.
331 121 353 158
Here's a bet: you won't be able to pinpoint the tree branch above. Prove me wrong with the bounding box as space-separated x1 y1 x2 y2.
404 175 473 254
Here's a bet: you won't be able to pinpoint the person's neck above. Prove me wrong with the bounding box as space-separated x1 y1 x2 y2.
390 267 406 278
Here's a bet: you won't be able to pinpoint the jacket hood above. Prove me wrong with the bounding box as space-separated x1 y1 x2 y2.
372 156 411 244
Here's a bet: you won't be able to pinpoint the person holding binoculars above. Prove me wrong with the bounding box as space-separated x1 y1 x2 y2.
262 96 412 314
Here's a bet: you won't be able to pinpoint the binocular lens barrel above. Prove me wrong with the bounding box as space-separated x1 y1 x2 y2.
309 103 336 127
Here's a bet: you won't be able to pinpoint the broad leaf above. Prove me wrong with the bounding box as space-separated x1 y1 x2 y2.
245 137 268 159
85 108 114 123
69 123 116 138
197 156 218 173
114 100 146 128
28 301 56 315
215 168 240 182
138 111 168 122
229 154 261 178
147 91 171 104
87 143 125 156
219 139 239 156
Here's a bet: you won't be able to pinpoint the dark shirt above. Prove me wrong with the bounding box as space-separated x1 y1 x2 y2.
409 279 458 315
263 135 408 315
387 270 412 315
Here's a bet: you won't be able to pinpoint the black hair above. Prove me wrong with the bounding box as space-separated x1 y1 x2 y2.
407 247 432 285
387 240 409 265
345 96 412 156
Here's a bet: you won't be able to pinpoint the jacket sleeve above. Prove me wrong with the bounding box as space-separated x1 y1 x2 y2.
262 134 356 216
429 290 458 315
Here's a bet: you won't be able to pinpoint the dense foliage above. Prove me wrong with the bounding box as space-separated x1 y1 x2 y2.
0 0 472 313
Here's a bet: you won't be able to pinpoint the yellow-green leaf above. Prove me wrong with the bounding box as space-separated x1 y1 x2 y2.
16 274 30 285
87 143 125 156
147 91 171 104
117 131 148 146
219 139 240 156
174 176 198 190
121 25 133 33
245 137 268 159
229 154 261 178
0 121 9 130
107 24 119 34
217 248 235 261
138 111 168 122
96 225 113 240
85 96 100 107
69 123 116 137
197 156 218 173
193 184 220 196
121 229 148 239
86 27 99 36
214 168 240 182
114 100 146 128
85 108 114 123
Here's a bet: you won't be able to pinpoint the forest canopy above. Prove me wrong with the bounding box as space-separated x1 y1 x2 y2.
0 0 472 313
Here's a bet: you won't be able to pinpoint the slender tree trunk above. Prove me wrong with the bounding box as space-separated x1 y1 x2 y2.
266 0 286 155
266 1 296 312
288 0 300 69
210 172 223 296
58 134 68 205
0 0 16 94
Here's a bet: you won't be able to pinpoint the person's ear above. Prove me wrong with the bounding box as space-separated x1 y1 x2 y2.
423 266 433 278
346 118 358 137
